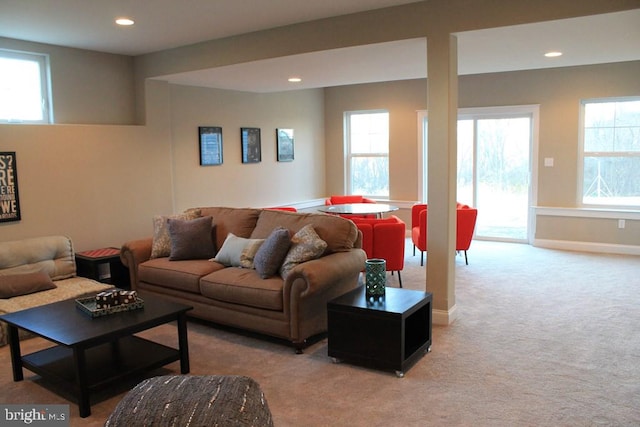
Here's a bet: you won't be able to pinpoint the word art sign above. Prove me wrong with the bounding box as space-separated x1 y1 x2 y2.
0 152 21 222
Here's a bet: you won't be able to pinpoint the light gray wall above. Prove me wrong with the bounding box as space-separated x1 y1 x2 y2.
0 37 136 125
168 85 326 211
324 61 640 247
0 79 173 250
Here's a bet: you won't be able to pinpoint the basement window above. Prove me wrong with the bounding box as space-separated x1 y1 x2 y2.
580 97 640 208
0 49 52 124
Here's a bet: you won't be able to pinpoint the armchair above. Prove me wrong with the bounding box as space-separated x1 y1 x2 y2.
325 195 376 205
456 204 478 264
411 203 478 266
411 204 427 259
325 195 377 219
264 207 297 212
351 215 406 287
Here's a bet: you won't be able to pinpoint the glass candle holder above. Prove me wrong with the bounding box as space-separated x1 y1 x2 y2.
365 258 386 299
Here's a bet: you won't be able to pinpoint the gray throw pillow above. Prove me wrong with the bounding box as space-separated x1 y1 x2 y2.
167 216 215 260
150 210 202 258
254 227 291 279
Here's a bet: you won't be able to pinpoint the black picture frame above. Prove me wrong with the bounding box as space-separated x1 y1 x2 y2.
241 127 261 163
0 151 21 222
199 126 223 166
276 128 294 162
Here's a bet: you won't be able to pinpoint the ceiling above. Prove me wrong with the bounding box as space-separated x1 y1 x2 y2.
1 1 638 93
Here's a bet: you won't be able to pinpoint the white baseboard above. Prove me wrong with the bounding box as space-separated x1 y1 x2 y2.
533 239 640 256
433 304 457 325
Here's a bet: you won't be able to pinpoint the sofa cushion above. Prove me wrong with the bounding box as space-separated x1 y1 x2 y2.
280 225 327 279
251 210 357 254
151 210 202 259
139 258 223 294
253 227 291 279
0 272 57 299
187 207 261 254
200 268 283 311
167 216 215 261
0 235 76 280
214 234 265 268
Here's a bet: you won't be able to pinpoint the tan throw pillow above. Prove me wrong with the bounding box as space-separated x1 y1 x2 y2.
280 224 327 279
239 239 266 269
214 233 264 268
0 272 57 299
151 210 201 258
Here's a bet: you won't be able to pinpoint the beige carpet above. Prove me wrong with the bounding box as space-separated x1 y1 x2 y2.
1 240 639 426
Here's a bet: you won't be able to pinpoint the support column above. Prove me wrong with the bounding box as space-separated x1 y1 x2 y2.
426 33 458 324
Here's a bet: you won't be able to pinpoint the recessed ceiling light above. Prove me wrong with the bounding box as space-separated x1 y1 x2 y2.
544 51 562 58
115 17 135 26
288 77 302 83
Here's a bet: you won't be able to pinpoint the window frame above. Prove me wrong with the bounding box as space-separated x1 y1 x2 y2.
344 109 390 198
578 96 640 209
0 48 53 124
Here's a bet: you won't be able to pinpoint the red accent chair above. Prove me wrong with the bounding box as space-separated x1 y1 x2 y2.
411 204 428 259
264 207 297 212
351 215 406 287
324 195 376 205
325 195 377 219
411 203 478 266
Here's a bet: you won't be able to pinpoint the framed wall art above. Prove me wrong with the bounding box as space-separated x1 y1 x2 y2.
199 126 223 166
241 127 261 163
0 151 21 222
276 128 294 162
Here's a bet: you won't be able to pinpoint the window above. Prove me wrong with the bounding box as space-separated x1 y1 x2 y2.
580 98 640 207
345 110 389 197
0 49 52 124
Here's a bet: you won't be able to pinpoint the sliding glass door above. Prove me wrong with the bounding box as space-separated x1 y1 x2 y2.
420 106 538 243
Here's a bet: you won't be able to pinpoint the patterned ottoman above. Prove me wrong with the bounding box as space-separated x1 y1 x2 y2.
105 375 274 426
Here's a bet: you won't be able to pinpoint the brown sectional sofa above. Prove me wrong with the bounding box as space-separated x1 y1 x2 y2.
120 207 366 352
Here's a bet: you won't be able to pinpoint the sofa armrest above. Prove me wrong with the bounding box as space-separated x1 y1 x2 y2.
285 250 365 296
284 249 366 343
120 238 153 290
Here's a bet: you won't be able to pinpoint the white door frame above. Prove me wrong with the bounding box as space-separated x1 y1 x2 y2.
417 105 540 243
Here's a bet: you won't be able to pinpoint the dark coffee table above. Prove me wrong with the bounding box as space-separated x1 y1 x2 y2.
327 286 432 377
0 294 192 417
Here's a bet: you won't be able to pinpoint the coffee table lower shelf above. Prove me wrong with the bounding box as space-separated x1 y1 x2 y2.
22 336 180 392
1 295 192 418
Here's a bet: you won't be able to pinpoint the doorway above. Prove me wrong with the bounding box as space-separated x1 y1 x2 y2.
418 105 539 243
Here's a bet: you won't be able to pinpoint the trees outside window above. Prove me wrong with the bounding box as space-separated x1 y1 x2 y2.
345 110 389 198
581 98 640 207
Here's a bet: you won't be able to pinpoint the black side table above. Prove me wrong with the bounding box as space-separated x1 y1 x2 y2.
75 247 130 289
327 286 432 377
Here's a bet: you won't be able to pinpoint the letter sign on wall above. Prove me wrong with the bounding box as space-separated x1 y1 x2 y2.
0 152 21 222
